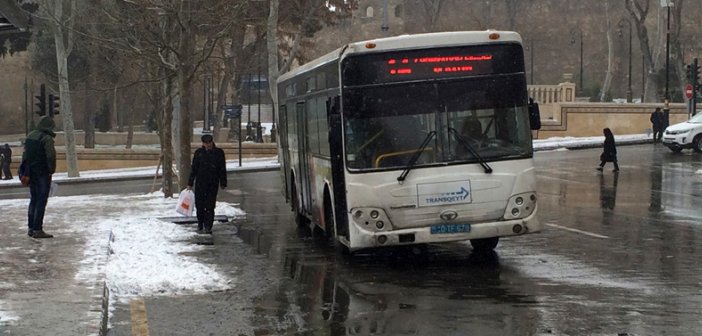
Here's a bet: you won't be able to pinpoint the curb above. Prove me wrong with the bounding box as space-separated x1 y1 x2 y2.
51 164 281 186
534 138 653 152
0 164 280 189
86 229 113 336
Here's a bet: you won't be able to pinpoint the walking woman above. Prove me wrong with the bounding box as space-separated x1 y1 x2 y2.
597 128 619 172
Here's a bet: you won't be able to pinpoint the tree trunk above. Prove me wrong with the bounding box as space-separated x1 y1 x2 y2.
177 26 195 190
113 85 119 131
83 82 96 148
599 0 614 102
161 73 175 198
267 0 280 110
51 0 79 177
177 70 193 190
126 86 134 149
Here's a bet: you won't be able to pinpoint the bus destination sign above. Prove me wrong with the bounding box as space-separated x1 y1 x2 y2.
387 54 493 77
342 44 523 86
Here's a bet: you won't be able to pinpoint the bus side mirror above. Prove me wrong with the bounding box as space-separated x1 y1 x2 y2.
528 100 541 130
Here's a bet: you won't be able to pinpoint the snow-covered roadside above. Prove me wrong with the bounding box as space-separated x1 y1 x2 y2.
0 190 246 318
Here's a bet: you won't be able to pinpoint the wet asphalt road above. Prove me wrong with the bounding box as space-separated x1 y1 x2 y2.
103 144 702 335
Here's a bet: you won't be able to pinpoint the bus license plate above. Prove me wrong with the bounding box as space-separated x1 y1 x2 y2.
430 224 471 234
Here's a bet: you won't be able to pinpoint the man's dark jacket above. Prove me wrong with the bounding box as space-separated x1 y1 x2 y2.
23 116 57 177
187 145 227 190
1 145 11 163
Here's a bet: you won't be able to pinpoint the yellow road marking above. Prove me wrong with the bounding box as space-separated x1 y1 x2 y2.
130 298 150 336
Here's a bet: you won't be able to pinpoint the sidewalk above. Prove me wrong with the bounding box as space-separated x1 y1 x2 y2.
0 204 109 335
0 158 274 336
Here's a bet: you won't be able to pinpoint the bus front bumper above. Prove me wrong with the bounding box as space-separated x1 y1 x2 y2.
349 209 540 251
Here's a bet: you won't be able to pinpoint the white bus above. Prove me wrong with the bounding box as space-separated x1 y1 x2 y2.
276 31 541 252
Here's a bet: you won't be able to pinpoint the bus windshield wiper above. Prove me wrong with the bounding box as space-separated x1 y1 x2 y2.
448 127 493 174
397 131 436 184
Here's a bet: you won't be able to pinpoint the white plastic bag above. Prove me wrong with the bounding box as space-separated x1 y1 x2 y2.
176 189 195 216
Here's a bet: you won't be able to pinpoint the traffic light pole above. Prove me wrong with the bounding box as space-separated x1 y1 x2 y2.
685 58 700 116
35 84 46 117
694 58 699 116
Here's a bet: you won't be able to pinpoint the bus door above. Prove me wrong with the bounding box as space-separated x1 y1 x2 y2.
327 96 349 239
278 105 290 200
296 102 312 215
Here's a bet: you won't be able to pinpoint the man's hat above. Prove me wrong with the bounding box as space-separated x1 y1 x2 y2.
201 134 213 142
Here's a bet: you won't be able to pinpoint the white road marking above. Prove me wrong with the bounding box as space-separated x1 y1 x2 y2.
546 223 609 239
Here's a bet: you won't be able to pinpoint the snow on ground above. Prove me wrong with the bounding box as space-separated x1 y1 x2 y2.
0 191 245 306
532 133 650 151
0 302 19 324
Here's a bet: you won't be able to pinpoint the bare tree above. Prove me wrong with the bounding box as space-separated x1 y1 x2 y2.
94 0 241 190
671 0 686 102
417 0 444 31
268 0 358 108
45 0 80 177
625 0 660 102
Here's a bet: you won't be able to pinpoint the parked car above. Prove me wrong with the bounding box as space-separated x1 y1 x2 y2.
662 112 702 153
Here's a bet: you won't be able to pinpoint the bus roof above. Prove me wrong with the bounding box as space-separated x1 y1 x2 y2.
277 30 522 84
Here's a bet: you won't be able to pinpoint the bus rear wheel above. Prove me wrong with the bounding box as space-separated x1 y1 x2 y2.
470 237 499 252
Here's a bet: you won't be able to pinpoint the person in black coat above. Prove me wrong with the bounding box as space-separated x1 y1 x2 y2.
650 107 664 143
1 144 12 180
187 134 227 234
597 128 619 172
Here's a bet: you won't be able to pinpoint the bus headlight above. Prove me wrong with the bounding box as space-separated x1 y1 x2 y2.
350 207 392 231
503 192 536 220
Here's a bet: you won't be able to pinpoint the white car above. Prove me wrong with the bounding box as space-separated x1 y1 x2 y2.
662 112 702 153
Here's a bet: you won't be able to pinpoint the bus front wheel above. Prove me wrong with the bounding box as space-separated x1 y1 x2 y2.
470 237 499 252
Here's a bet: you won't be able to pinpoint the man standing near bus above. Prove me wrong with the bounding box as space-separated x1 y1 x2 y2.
25 116 57 238
187 134 227 234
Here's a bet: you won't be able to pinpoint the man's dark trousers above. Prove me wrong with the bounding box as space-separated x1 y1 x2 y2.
28 175 51 232
195 187 218 230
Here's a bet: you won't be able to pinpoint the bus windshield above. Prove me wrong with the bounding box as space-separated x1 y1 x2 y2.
343 75 532 171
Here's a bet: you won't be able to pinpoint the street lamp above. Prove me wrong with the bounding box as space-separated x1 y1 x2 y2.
663 0 673 104
570 28 584 96
618 18 633 103
525 39 536 85
381 0 389 35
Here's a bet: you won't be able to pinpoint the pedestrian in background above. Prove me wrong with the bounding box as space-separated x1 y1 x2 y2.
650 107 664 143
662 107 670 136
24 116 57 238
187 134 227 234
1 144 11 180
597 128 619 173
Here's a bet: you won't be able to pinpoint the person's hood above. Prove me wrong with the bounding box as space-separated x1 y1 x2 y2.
36 116 56 137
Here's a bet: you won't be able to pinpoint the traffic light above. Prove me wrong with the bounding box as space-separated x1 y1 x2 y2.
48 93 60 117
686 64 693 82
35 84 46 116
694 58 700 86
